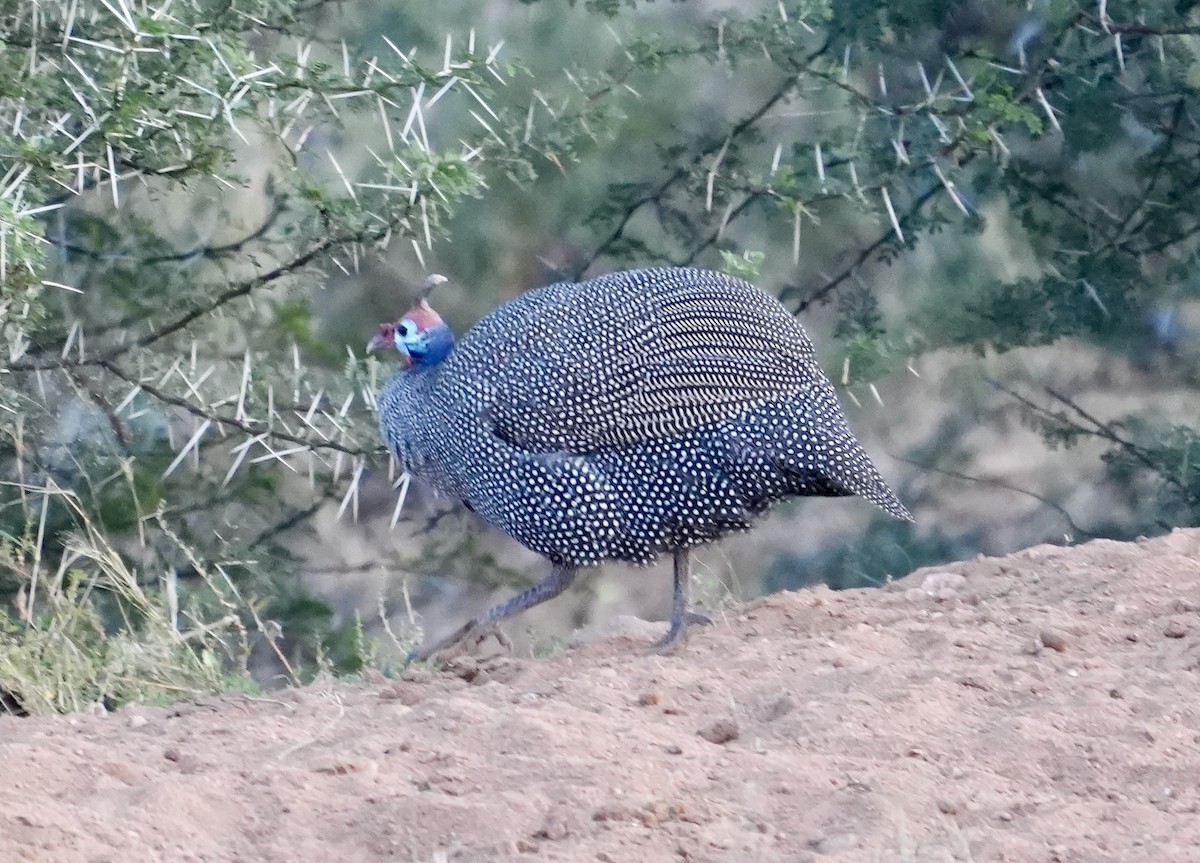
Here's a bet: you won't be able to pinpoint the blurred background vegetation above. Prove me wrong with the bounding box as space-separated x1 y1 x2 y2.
2 0 1198 713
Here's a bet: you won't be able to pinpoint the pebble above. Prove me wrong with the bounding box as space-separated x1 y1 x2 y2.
808 833 858 854
442 656 480 682
1040 630 1069 652
534 804 583 841
1164 619 1188 639
921 571 966 594
697 718 739 745
761 696 794 721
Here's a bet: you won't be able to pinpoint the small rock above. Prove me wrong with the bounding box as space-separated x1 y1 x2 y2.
937 799 959 815
761 696 794 721
163 747 182 762
636 801 684 827
314 760 379 777
379 684 423 706
592 806 628 823
697 718 739 745
665 744 683 755
637 691 662 707
808 833 858 854
1040 630 1069 653
1164 619 1188 639
534 804 584 841
127 714 148 729
399 666 432 684
442 656 480 682
920 571 966 596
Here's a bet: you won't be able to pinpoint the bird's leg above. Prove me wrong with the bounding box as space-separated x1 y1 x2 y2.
652 548 712 653
408 563 578 664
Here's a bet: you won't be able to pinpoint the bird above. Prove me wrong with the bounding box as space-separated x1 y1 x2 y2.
368 266 912 661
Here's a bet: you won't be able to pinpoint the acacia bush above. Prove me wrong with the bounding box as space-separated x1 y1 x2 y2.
0 0 550 710
3 0 1199 711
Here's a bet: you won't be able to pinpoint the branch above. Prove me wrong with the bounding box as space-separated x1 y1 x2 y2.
21 205 288 358
789 9 1093 314
1041 386 1197 505
676 192 767 266
97 359 372 458
64 368 131 455
991 379 1197 509
789 179 947 313
574 37 835 277
893 454 1100 540
1085 16 1200 36
250 496 330 550
573 167 688 278
44 202 283 269
1105 99 1186 252
10 221 396 373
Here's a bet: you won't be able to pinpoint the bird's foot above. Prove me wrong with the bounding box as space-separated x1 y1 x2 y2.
406 620 511 666
650 609 713 654
686 611 714 627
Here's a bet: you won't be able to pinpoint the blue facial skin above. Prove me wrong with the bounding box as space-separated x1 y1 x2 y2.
397 319 454 369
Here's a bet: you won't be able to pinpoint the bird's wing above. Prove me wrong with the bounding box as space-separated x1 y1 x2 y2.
459 269 822 454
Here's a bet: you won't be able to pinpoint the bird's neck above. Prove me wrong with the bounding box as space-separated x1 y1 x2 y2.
408 325 455 368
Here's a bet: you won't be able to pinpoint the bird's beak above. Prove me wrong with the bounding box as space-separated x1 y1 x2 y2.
367 331 412 365
366 333 388 353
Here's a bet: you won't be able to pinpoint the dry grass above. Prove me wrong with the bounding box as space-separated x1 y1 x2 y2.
0 480 256 715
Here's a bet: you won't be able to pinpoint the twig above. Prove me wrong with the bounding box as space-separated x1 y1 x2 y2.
894 454 1099 540
790 179 947 313
1041 386 1197 504
11 221 400 373
97 360 371 457
574 39 833 277
65 367 131 454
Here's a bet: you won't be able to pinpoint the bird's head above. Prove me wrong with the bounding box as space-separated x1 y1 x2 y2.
367 299 455 369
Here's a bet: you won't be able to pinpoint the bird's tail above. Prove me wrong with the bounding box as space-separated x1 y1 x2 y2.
813 433 913 522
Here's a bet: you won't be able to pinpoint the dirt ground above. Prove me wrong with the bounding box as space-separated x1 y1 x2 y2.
2 529 1199 863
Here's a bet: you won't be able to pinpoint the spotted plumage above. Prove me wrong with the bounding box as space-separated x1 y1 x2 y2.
372 267 911 659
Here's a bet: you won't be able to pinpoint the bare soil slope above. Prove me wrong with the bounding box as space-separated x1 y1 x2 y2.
3 530 1199 863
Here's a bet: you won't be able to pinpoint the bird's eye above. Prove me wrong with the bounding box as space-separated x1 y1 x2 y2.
397 320 417 337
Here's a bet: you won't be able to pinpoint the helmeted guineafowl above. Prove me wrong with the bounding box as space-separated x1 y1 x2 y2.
369 266 911 660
